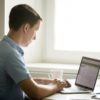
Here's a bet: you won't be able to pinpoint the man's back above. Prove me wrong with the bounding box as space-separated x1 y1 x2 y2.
0 36 29 100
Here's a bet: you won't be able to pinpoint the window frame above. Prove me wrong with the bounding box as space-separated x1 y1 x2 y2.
42 0 100 64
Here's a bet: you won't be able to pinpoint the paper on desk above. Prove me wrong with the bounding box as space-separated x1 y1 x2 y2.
91 94 100 99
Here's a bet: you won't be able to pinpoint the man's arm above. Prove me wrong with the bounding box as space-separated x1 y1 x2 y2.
34 78 53 85
34 78 71 87
19 78 67 100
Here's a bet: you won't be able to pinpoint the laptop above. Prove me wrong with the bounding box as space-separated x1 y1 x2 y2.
60 56 100 94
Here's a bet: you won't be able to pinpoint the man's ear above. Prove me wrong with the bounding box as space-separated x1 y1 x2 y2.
23 23 30 34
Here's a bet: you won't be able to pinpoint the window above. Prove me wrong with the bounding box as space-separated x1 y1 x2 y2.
54 0 100 52
43 0 100 64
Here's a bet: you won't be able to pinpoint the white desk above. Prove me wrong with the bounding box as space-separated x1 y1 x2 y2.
44 79 100 100
44 93 93 100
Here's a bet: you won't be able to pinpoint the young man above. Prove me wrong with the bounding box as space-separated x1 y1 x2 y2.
0 4 70 100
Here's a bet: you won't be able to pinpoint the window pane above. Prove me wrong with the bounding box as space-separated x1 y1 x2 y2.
54 0 100 52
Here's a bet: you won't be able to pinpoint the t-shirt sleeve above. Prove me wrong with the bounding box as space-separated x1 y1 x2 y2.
5 51 31 84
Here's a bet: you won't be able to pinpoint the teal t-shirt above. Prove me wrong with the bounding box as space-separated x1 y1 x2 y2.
0 36 31 100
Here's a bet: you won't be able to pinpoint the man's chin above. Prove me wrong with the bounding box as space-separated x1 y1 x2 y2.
22 41 32 47
22 43 29 47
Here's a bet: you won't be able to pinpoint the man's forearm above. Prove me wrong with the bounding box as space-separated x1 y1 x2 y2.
34 78 53 85
36 83 57 99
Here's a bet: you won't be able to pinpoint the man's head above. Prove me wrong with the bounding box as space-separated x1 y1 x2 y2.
9 4 42 31
8 4 42 47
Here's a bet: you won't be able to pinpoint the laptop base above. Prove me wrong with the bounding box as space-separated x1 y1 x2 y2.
60 87 92 94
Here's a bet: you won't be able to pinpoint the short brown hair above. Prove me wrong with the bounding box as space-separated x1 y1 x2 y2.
9 4 42 31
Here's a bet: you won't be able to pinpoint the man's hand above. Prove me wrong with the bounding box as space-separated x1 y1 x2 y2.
49 79 69 92
34 78 71 87
64 80 71 87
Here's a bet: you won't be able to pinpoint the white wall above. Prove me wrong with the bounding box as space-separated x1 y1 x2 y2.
5 0 44 63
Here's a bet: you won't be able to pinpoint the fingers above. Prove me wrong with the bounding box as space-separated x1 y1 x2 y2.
53 79 67 92
64 80 71 87
52 79 71 93
54 79 71 87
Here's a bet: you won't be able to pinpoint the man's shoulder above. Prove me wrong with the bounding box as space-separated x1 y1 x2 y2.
0 40 17 56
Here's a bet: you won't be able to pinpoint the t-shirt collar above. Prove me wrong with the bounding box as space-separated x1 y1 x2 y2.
3 36 24 56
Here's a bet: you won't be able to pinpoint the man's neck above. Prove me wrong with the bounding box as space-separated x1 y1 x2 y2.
7 30 22 46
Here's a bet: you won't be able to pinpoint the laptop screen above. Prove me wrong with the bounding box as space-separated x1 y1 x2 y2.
75 57 100 90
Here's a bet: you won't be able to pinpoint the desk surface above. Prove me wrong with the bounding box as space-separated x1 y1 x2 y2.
44 79 100 100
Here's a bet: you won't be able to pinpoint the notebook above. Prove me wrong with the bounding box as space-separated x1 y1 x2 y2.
60 56 100 94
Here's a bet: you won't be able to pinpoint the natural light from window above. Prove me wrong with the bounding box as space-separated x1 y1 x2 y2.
54 0 100 52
